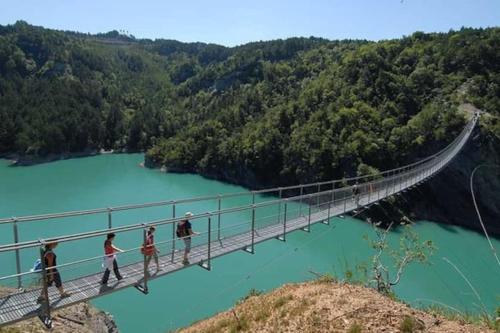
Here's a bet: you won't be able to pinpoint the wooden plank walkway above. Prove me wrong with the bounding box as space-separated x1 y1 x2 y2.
0 171 425 326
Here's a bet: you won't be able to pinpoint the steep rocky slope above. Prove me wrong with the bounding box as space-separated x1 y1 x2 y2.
0 288 118 333
363 108 500 236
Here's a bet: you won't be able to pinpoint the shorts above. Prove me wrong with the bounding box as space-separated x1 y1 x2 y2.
183 238 191 252
47 270 62 288
146 251 158 261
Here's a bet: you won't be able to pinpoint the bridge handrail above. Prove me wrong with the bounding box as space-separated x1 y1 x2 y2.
0 114 477 301
0 116 477 225
0 189 339 252
0 114 477 253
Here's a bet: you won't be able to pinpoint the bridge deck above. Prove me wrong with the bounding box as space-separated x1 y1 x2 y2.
0 177 414 326
0 115 477 328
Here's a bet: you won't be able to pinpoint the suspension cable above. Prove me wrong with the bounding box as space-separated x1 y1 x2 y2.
469 164 500 269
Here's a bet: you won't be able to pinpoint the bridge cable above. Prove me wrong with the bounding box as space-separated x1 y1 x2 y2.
178 203 371 325
469 164 500 269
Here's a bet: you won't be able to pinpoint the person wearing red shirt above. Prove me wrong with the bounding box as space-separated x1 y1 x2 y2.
142 226 160 273
101 233 124 285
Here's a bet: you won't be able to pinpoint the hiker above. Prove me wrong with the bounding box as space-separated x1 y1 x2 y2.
142 226 160 273
37 241 71 303
352 182 360 207
177 212 199 265
101 233 124 285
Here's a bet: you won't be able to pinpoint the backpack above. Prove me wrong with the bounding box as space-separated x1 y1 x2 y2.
140 234 155 256
31 259 42 273
352 185 360 195
176 221 188 238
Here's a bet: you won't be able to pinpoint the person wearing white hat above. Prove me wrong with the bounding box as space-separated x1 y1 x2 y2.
176 212 198 265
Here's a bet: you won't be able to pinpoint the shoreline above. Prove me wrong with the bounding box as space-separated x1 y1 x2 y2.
1 149 137 167
144 161 500 239
2 150 498 238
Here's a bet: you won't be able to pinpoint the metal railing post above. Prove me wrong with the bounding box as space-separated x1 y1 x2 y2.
39 245 52 329
392 170 396 192
142 228 149 293
307 205 311 231
243 205 256 254
385 172 390 197
12 218 22 289
199 217 212 271
206 217 212 270
368 183 371 204
170 202 176 263
377 181 381 201
343 189 347 213
299 185 303 217
277 188 282 224
250 206 256 253
399 169 403 192
217 195 221 241
316 184 320 207
277 201 287 242
331 183 335 205
107 208 112 229
324 194 331 225
302 203 312 232
283 202 287 241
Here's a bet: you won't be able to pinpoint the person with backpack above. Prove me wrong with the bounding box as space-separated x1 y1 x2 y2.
176 212 198 265
37 241 71 303
352 182 361 208
101 233 124 285
142 226 159 273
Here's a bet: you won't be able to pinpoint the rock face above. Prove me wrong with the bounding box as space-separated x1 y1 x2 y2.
0 288 119 333
359 116 500 237
374 120 500 236
412 123 500 235
176 281 495 333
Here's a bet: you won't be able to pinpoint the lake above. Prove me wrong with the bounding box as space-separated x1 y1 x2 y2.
0 154 498 333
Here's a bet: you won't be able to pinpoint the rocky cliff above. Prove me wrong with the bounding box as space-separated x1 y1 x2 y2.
0 288 119 333
363 111 500 237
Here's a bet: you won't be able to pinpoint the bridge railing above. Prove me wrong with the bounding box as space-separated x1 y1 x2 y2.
0 115 475 226
0 115 477 292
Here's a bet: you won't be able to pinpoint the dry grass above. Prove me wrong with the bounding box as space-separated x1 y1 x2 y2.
177 281 495 333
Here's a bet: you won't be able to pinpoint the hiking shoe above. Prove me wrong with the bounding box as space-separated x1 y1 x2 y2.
60 292 71 298
182 259 189 265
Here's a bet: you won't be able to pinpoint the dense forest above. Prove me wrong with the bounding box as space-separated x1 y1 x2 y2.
0 21 499 188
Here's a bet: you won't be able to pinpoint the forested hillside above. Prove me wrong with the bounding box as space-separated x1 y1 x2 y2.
0 21 499 189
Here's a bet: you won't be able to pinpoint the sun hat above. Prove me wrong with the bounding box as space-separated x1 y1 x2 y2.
185 212 194 218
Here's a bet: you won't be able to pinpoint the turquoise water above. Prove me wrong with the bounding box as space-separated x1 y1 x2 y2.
0 154 498 333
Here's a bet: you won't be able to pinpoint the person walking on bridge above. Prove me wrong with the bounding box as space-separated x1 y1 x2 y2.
101 233 124 285
142 226 160 274
177 212 199 265
352 182 361 208
37 241 71 303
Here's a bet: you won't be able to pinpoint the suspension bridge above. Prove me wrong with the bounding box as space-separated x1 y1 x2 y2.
0 114 478 328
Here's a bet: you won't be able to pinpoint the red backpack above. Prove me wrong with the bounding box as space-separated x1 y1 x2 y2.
141 234 155 256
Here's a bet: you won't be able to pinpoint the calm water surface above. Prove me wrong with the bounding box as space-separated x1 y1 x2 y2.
0 155 498 333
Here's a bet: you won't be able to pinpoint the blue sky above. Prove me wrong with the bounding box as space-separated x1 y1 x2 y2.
1 0 499 46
